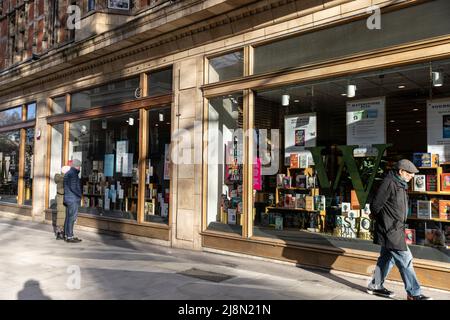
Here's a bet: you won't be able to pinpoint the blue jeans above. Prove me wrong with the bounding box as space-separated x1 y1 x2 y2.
64 202 79 239
369 246 421 296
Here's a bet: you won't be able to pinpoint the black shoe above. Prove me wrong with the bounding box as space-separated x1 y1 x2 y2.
72 237 82 242
407 294 433 300
367 287 395 298
65 238 82 243
56 233 64 240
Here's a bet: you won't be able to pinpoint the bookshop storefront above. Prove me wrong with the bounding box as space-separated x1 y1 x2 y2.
45 67 174 240
201 0 450 290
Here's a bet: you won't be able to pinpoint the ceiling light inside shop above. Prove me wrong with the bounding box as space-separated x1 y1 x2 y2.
396 129 400 132
432 71 444 87
341 93 347 97
281 94 290 106
294 99 300 103
413 108 419 111
416 120 421 123
155 124 159 127
159 113 164 122
128 117 134 126
390 120 395 123
102 120 107 129
398 85 406 89
347 84 357 98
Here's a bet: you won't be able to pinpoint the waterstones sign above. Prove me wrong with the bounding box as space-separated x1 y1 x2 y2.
427 98 450 162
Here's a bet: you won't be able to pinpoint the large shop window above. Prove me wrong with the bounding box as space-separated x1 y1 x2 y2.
249 59 450 262
144 107 171 224
208 50 244 83
48 124 64 210
68 112 140 220
0 131 20 204
207 93 244 235
23 128 34 206
71 77 140 112
0 105 35 206
254 0 450 75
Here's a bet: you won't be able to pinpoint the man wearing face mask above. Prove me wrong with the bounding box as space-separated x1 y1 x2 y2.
367 159 432 300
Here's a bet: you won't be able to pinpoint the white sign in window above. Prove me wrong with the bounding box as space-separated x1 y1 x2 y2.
108 0 130 10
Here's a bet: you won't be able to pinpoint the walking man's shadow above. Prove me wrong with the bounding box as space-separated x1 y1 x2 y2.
17 280 51 300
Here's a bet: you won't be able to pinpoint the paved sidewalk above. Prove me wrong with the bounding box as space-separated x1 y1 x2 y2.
0 217 448 300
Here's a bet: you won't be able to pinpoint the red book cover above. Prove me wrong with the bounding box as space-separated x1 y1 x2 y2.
351 190 360 210
290 154 299 168
405 229 416 245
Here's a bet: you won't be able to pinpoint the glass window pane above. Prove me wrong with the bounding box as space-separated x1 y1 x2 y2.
23 128 34 205
68 112 140 220
0 107 22 127
52 96 66 114
144 106 171 224
71 77 140 112
148 68 173 97
207 93 244 235
26 103 36 120
0 131 20 204
254 0 450 74
48 124 64 210
208 51 244 83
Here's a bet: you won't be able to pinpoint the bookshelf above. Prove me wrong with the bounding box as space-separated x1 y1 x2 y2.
407 217 449 223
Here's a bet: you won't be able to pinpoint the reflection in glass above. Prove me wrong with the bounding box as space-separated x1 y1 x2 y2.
52 96 66 114
148 68 173 97
27 103 36 120
144 106 171 224
0 107 22 127
207 93 244 235
68 112 140 220
23 129 34 205
0 131 20 203
209 51 244 83
71 77 140 112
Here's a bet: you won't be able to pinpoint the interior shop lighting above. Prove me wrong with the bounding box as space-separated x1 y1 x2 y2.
398 85 406 89
128 117 134 126
159 113 164 122
432 71 443 87
281 94 290 106
347 84 357 98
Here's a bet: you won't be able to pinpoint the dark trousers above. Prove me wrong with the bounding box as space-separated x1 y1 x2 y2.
64 201 79 239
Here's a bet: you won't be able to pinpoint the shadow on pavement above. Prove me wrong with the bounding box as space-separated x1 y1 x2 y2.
17 280 52 300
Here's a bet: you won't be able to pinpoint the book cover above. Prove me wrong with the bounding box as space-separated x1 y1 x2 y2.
405 229 416 245
431 154 439 167
426 174 438 192
295 194 306 209
438 200 450 220
412 153 431 167
350 190 360 210
306 175 316 189
441 173 450 191
294 129 305 147
314 195 326 211
431 198 440 218
299 153 309 168
417 200 432 219
227 209 237 224
282 176 292 189
358 217 371 240
305 196 315 211
290 154 299 168
361 203 371 218
335 216 357 238
295 174 306 188
341 202 351 214
276 174 285 188
275 216 283 230
413 175 426 192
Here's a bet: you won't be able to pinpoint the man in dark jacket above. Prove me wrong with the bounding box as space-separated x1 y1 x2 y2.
63 159 82 243
367 159 431 300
